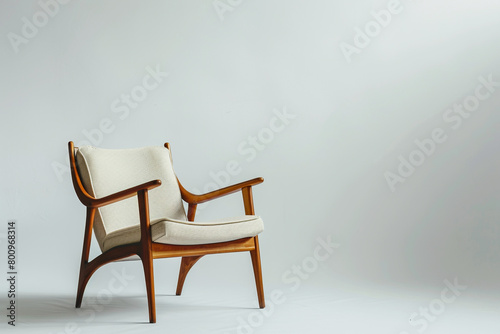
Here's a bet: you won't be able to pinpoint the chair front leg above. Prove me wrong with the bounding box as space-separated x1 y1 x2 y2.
138 189 156 323
242 187 265 308
140 253 156 323
250 236 265 308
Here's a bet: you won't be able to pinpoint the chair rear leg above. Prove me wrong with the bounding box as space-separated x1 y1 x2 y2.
176 256 203 296
76 207 95 308
75 266 90 308
250 236 265 308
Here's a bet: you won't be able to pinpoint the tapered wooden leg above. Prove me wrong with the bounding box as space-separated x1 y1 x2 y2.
75 268 90 308
176 256 203 296
138 189 156 323
76 207 95 308
141 256 156 323
242 187 265 308
250 236 265 308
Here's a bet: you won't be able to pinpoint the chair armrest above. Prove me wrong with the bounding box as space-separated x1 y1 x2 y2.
89 180 162 208
179 177 264 205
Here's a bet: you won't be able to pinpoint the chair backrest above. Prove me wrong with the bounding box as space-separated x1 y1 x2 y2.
74 145 187 251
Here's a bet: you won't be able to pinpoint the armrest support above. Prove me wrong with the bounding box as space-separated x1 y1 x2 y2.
90 180 162 208
179 177 264 205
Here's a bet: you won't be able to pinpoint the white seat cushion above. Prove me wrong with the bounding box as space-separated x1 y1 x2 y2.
102 215 264 252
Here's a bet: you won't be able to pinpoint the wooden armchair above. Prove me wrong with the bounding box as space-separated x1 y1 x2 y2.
68 141 265 323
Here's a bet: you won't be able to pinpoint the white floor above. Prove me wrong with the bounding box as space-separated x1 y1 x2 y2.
4 281 500 334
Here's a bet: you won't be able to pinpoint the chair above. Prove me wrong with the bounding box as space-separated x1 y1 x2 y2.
68 141 265 323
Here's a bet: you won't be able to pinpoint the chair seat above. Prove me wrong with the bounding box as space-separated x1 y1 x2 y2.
102 215 264 252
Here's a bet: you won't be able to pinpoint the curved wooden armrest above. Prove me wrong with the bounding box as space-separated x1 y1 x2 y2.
179 177 264 205
90 180 162 208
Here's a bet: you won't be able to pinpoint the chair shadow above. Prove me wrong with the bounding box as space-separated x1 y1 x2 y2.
2 293 258 326
1 294 145 325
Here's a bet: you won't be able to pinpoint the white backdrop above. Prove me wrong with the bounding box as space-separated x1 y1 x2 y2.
1 0 500 332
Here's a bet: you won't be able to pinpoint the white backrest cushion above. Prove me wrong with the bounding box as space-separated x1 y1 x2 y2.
75 145 187 251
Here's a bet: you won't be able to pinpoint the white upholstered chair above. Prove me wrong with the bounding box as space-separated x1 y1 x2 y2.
68 141 265 323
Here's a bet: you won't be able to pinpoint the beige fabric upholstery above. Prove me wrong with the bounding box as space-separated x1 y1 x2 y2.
104 215 264 252
75 146 264 252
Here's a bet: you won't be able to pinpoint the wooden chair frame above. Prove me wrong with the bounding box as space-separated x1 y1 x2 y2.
68 141 265 323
